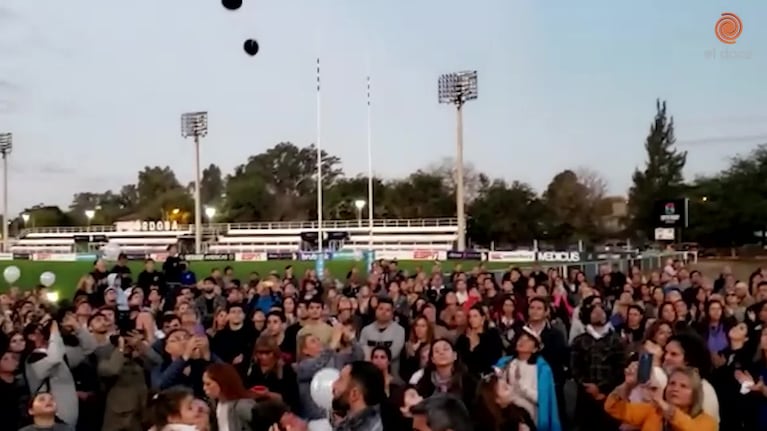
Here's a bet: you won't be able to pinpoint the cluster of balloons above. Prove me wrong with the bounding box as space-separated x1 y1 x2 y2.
3 266 56 287
220 0 259 57
307 368 338 431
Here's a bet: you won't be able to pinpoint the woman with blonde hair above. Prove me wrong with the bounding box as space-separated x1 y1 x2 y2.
295 322 363 421
206 308 229 337
604 366 717 431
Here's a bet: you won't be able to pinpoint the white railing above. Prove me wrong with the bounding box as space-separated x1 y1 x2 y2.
21 218 459 236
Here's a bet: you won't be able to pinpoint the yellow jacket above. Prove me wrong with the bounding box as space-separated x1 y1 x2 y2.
604 393 717 431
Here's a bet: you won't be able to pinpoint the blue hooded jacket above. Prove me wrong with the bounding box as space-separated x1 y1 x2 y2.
495 355 562 431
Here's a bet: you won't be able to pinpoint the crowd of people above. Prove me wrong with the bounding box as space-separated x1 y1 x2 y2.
1 250 766 431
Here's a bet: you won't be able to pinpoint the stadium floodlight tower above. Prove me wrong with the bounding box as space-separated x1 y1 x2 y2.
0 133 12 252
181 112 208 254
438 71 477 251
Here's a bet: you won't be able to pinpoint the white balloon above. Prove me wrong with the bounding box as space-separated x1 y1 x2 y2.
310 368 339 410
40 271 56 288
307 419 332 431
103 243 122 261
3 265 20 284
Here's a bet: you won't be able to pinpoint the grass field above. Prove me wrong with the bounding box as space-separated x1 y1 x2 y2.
0 260 509 297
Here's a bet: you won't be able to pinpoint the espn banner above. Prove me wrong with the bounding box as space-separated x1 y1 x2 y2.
235 252 268 262
375 250 447 261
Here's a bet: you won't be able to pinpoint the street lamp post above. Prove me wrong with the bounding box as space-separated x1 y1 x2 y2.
181 112 208 254
205 206 216 221
354 199 366 227
0 133 12 252
438 71 477 252
84 209 95 226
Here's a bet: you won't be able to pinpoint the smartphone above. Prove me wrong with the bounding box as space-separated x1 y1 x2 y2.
638 352 653 384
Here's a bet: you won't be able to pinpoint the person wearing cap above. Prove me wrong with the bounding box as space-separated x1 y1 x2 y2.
494 326 562 431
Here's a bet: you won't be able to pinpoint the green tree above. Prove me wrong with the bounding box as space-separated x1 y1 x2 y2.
23 205 72 227
542 169 610 241
384 171 454 219
686 145 767 246
221 142 342 221
628 99 687 238
196 163 225 207
468 180 545 247
136 166 192 219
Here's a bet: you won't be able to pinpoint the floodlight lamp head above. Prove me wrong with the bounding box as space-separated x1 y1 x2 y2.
437 71 478 105
354 199 366 210
181 112 209 138
0 133 12 154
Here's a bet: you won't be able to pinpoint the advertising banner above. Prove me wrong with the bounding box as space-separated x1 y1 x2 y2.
487 250 537 263
121 253 149 261
32 253 76 262
266 251 295 260
183 253 234 262
445 250 484 261
653 199 688 228
332 250 364 261
0 253 13 261
297 251 333 261
374 250 416 261
12 253 30 261
536 251 581 263
234 252 267 262
412 249 444 261
76 253 99 262
148 252 168 262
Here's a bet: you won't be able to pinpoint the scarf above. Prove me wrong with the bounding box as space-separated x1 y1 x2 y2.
430 370 452 393
586 323 612 340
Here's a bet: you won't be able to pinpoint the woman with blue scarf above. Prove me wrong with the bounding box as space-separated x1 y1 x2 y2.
495 326 562 431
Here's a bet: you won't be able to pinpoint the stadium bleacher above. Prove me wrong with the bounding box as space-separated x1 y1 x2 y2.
14 218 459 254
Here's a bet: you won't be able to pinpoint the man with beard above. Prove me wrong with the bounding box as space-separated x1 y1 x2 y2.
331 360 385 431
194 277 226 324
570 296 626 431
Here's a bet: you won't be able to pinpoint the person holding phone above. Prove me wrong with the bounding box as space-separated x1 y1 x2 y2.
604 365 716 431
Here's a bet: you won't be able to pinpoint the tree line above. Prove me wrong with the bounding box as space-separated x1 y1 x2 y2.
18 99 767 248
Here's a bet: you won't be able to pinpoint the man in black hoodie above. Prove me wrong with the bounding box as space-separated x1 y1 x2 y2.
211 303 257 371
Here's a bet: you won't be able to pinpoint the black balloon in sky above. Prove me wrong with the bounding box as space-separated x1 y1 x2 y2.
243 39 259 56
221 0 242 10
